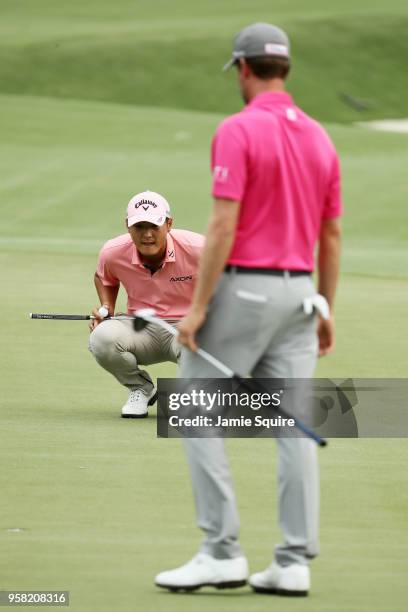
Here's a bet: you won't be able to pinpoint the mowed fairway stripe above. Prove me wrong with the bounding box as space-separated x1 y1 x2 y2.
0 159 64 192
2 179 101 227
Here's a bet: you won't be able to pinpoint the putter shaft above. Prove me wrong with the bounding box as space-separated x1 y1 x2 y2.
29 313 133 321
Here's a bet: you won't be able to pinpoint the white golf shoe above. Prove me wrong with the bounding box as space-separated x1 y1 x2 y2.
249 561 310 596
155 553 249 592
121 387 157 418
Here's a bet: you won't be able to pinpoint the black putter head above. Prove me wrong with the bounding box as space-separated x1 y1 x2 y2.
133 316 148 332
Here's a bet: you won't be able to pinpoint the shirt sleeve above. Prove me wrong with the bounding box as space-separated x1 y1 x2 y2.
96 246 120 287
323 152 343 219
211 119 247 202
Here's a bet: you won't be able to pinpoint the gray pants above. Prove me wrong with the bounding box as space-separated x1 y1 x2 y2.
89 319 180 394
180 271 319 566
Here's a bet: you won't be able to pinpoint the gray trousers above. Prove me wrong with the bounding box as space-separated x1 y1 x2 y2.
180 271 319 566
89 319 180 394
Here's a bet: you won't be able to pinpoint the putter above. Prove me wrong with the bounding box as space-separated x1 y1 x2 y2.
133 308 327 447
29 313 133 321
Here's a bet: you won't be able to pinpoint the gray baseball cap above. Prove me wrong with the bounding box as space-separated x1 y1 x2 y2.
223 22 290 71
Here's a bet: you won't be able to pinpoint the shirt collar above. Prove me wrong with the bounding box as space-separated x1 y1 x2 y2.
131 232 176 266
246 91 294 111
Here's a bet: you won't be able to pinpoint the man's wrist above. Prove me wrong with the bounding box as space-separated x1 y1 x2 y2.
100 302 114 315
190 302 207 315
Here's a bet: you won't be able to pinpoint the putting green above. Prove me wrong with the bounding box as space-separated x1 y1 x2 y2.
1 93 407 612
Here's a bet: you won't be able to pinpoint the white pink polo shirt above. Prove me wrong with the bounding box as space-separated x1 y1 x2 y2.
96 229 204 318
211 91 343 271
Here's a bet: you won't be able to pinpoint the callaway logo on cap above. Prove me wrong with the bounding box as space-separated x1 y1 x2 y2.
126 190 172 227
223 22 290 71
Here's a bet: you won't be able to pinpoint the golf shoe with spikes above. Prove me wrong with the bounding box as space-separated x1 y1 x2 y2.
249 561 310 596
121 387 157 418
155 553 249 592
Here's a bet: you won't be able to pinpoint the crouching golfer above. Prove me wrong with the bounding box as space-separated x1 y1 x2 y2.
89 190 204 418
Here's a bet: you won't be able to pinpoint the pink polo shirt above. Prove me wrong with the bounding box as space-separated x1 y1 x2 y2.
96 229 204 319
211 91 343 271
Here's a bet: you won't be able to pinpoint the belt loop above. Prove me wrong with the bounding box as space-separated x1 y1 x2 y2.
283 270 290 280
230 265 237 277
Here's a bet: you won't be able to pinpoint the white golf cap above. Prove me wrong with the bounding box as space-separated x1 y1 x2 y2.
126 190 172 227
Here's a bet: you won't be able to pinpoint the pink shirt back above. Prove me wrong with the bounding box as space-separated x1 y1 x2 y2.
96 229 204 318
211 91 343 271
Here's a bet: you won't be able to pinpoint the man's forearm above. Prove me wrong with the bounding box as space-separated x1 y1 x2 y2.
192 231 234 311
317 220 341 311
191 200 239 312
94 273 119 313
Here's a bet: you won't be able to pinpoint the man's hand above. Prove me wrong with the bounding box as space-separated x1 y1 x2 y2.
317 315 335 357
177 307 207 352
89 304 111 332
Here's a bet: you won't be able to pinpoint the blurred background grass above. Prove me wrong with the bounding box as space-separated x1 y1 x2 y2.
1 3 408 121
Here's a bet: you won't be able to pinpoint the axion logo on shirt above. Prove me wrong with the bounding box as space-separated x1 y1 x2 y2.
135 199 158 211
170 275 193 282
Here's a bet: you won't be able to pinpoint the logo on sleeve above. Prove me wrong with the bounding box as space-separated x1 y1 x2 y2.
213 166 229 182
286 108 297 121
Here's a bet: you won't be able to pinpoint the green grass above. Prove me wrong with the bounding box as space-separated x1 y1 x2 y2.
1 92 407 612
1 1 408 122
1 1 408 611
1 94 407 277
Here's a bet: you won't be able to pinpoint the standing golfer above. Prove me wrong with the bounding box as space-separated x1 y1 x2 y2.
89 190 204 418
155 24 342 594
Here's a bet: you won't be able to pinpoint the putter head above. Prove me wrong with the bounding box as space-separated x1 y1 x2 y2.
132 308 156 332
133 317 148 331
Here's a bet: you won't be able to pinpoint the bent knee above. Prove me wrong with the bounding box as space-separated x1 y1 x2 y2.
89 321 124 358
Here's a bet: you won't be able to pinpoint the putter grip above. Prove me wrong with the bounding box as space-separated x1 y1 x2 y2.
30 313 91 320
